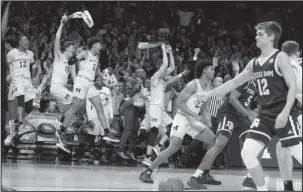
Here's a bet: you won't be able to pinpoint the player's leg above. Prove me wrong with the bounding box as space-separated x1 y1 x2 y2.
140 136 183 183
153 112 172 156
50 85 73 113
60 77 87 131
12 77 26 131
139 113 187 183
7 83 17 121
187 118 224 187
241 117 272 191
276 141 294 191
142 104 162 166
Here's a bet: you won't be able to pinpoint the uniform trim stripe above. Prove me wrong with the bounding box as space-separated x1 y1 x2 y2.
245 130 272 141
209 95 225 117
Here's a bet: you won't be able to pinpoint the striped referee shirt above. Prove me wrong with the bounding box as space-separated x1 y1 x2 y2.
209 94 225 117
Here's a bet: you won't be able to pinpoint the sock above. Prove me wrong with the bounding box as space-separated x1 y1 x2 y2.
202 170 210 176
104 128 110 134
257 185 268 191
284 181 294 191
247 172 252 178
193 169 203 177
157 143 163 148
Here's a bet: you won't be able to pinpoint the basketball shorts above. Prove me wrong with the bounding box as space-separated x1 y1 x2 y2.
139 113 167 135
246 103 301 147
216 112 251 141
8 82 17 101
149 104 172 128
170 112 208 140
11 76 35 99
50 83 73 105
87 118 110 136
73 75 94 100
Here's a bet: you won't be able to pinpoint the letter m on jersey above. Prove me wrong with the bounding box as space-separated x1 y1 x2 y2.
152 118 157 122
76 88 81 93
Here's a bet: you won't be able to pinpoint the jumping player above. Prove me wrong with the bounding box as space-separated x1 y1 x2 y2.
140 60 216 187
58 35 119 153
275 40 302 191
203 21 302 191
50 15 76 113
141 44 175 166
6 33 35 137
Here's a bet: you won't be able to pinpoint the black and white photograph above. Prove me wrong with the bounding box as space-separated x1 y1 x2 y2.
1 1 302 191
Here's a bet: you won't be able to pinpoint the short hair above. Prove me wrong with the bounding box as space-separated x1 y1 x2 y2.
87 37 103 49
195 59 213 78
281 41 300 56
62 41 74 51
4 36 18 48
255 21 282 48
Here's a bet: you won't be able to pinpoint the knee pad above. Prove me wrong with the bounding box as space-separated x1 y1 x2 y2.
147 127 159 146
16 95 25 107
25 99 33 114
139 129 148 142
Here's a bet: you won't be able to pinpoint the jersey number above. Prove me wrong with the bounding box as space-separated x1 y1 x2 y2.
20 61 27 68
93 64 96 70
244 95 253 107
65 65 71 72
257 78 270 96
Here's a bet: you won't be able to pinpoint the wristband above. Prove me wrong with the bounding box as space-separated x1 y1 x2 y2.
193 56 198 61
178 74 182 78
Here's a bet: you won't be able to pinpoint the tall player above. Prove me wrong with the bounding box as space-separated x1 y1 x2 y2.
6 33 35 136
203 21 302 191
58 35 119 153
141 44 174 166
275 40 302 191
140 60 216 187
186 79 258 188
50 15 76 113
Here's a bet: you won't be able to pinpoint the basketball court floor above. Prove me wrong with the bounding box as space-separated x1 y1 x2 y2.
2 162 302 191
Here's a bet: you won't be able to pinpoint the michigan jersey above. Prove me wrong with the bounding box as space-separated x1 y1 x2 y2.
150 78 166 109
179 79 211 116
291 58 302 104
51 53 72 85
7 48 34 78
78 51 98 81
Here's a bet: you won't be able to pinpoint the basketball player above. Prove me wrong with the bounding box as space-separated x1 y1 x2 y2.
203 21 302 191
275 40 302 191
187 79 259 188
50 15 76 112
86 74 117 141
58 36 119 153
140 60 216 186
141 44 177 166
6 33 35 136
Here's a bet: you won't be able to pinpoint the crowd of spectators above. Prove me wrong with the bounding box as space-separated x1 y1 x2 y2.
3 1 302 166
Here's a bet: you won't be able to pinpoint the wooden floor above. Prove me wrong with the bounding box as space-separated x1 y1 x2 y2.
2 161 302 191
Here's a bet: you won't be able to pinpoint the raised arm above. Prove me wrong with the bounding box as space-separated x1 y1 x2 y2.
153 44 169 81
166 45 175 75
54 15 69 58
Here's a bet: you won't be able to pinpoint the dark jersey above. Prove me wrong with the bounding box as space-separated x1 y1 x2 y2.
253 50 288 106
218 80 257 116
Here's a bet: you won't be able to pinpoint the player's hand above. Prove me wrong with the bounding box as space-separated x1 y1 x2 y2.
232 60 240 73
194 48 200 56
248 110 258 122
275 111 289 129
161 43 166 51
166 45 172 53
61 14 69 24
181 70 190 77
88 120 95 129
